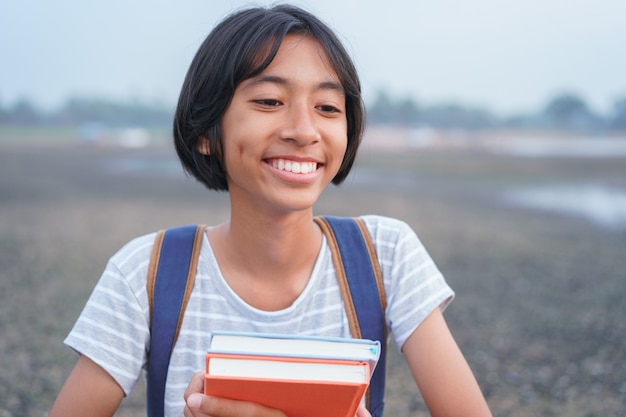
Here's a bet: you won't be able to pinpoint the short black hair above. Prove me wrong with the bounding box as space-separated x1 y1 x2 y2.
173 4 365 190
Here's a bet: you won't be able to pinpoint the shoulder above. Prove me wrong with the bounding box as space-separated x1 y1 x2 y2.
358 214 418 245
106 225 214 287
358 214 411 229
355 214 429 269
356 216 454 347
108 231 158 271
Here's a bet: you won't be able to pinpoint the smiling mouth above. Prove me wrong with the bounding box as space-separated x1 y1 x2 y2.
267 158 319 174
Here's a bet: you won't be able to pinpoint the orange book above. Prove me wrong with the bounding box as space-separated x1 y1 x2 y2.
205 353 370 417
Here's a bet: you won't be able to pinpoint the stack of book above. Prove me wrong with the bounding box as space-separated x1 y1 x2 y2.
204 331 381 417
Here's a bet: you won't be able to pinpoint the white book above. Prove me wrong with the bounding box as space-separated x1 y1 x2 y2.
207 355 369 383
207 331 381 374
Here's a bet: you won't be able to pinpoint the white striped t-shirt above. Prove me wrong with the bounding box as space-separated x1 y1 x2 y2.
64 215 454 416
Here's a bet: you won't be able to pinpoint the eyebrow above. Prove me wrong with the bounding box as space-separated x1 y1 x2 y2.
242 75 344 94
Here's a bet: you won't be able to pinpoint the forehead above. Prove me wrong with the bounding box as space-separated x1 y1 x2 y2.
242 34 342 89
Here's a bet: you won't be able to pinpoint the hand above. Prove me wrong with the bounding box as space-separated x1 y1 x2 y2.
183 371 287 417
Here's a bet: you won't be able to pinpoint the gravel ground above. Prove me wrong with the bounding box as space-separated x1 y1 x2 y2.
1 138 624 416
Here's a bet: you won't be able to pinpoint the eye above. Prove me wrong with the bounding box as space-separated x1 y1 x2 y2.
254 99 282 107
316 104 342 114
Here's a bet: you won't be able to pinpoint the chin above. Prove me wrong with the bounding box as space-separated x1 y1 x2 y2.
273 195 322 214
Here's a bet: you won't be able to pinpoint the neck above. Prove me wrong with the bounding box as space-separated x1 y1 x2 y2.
207 208 323 311
210 208 322 280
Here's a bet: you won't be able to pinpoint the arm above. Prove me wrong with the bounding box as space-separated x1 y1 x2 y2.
402 308 492 417
49 355 124 417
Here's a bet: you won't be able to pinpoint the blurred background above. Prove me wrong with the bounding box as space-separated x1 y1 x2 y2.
3 0 626 128
1 1 625 416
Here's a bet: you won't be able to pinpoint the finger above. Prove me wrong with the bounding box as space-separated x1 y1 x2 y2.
185 393 216 417
189 395 286 417
184 371 205 402
183 403 196 417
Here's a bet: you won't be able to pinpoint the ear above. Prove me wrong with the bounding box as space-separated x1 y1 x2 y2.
196 136 211 155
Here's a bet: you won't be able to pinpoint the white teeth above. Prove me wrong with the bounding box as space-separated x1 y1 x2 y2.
271 159 317 174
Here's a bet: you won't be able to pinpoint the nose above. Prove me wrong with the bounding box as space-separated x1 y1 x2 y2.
280 104 321 146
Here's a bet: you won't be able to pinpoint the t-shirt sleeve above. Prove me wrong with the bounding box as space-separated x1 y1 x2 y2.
363 216 454 351
63 234 154 396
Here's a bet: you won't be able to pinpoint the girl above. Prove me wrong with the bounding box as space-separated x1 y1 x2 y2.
50 5 492 417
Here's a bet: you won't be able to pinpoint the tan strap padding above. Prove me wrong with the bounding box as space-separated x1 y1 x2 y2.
314 216 386 409
147 229 165 327
147 224 207 347
350 217 387 410
173 224 206 345
314 216 362 338
353 217 387 313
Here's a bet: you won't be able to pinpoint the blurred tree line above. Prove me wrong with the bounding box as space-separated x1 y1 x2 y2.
0 97 173 128
1 92 626 132
368 91 626 132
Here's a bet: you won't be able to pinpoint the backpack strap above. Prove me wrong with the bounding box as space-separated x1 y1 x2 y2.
314 216 387 417
146 224 206 417
146 218 387 417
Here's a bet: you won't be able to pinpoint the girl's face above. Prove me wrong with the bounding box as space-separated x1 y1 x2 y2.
216 34 348 216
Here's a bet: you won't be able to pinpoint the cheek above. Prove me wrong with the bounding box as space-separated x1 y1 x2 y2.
221 114 252 152
328 134 348 174
332 123 349 154
221 124 261 176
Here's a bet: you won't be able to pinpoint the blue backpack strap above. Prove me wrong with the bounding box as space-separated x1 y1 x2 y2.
146 219 386 416
146 224 206 417
314 216 387 417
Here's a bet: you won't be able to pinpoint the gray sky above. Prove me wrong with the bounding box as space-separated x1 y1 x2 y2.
2 0 625 116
